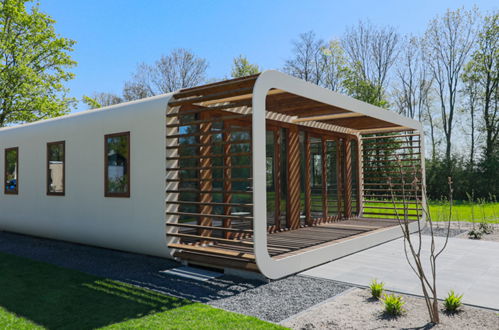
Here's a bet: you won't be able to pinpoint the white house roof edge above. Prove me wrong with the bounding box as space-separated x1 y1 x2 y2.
0 92 175 134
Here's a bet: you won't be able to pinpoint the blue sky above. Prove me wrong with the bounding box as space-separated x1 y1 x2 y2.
39 0 497 112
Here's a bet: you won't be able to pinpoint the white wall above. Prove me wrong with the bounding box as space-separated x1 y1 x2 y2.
0 94 173 258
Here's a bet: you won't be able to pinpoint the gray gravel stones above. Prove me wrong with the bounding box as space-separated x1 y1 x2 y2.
209 275 354 323
421 226 466 237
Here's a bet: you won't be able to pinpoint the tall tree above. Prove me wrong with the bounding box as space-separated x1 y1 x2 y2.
463 12 499 161
231 55 259 78
0 0 76 127
394 37 432 121
321 40 348 92
123 48 207 100
342 20 400 104
283 31 326 85
461 66 480 168
422 8 478 163
393 36 435 159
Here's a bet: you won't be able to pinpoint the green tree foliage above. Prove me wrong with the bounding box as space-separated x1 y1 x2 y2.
231 55 259 78
321 40 348 92
82 96 102 110
462 12 499 160
82 92 123 109
0 0 76 127
343 65 388 108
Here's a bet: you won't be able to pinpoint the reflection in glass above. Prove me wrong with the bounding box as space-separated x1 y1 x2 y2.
48 142 65 194
5 148 18 194
326 141 339 217
266 130 275 223
106 133 129 195
310 138 323 219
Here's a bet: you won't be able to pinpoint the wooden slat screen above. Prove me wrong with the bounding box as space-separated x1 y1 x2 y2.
361 132 424 220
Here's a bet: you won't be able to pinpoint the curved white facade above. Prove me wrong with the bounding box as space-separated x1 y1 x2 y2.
0 94 173 258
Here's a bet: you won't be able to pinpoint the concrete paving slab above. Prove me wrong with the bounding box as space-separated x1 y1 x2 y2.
301 235 499 310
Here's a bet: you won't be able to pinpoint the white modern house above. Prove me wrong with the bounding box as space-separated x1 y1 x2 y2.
0 71 425 279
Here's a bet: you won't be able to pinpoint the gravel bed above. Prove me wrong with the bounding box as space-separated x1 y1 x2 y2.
282 288 499 329
421 226 467 237
209 276 354 323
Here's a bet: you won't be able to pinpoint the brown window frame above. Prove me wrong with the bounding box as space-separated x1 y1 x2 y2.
47 141 66 196
4 147 19 195
104 131 130 198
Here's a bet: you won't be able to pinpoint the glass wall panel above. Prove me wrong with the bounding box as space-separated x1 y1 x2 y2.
351 139 359 215
178 113 199 223
229 127 251 209
279 128 287 227
299 131 306 225
210 120 224 216
326 140 339 217
266 130 275 225
310 137 323 220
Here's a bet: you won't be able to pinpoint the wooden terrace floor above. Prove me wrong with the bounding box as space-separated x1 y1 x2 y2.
171 217 401 272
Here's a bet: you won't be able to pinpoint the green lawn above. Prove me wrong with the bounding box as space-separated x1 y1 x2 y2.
363 201 499 223
429 201 499 223
0 252 284 330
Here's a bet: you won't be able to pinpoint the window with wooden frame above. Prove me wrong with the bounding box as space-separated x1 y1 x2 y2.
4 147 19 195
105 132 130 197
47 141 65 195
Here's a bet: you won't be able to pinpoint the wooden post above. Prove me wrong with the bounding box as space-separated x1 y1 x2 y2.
199 112 213 237
344 138 353 219
304 132 312 226
336 139 343 219
321 138 328 223
287 126 301 230
355 138 362 217
274 128 281 231
222 121 232 239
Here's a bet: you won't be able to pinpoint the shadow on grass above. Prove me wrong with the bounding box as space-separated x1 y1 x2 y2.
0 252 192 329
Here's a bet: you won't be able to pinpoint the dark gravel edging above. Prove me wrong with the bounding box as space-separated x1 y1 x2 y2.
0 230 354 322
209 276 354 323
0 231 261 302
421 227 467 237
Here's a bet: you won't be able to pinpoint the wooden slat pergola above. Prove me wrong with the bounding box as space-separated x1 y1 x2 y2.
165 71 425 279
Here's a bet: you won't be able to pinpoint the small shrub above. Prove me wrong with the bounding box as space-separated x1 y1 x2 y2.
468 228 483 239
444 290 463 313
369 279 384 299
382 293 405 316
478 222 494 235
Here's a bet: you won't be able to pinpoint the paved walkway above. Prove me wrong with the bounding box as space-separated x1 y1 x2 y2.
301 235 499 310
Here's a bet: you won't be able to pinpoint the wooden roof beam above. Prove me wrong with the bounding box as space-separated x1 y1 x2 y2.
292 112 364 123
199 89 284 106
174 74 259 99
359 126 414 134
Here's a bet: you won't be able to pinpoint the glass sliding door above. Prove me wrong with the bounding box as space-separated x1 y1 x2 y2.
309 137 324 221
266 129 276 226
326 140 339 219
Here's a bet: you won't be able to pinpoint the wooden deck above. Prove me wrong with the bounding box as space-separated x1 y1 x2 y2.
170 217 401 272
